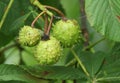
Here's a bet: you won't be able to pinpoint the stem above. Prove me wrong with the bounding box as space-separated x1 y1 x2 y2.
65 58 76 67
83 37 105 51
44 5 65 18
0 0 14 29
31 11 46 27
80 0 89 47
44 13 48 34
70 48 90 77
46 16 54 35
31 0 53 16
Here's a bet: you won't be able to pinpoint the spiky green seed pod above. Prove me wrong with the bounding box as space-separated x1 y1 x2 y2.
52 19 81 47
18 26 41 46
35 37 62 65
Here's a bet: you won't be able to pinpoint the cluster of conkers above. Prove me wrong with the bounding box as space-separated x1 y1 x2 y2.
18 19 81 65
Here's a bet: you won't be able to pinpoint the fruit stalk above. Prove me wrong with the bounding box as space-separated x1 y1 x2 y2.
44 13 48 34
44 5 66 19
31 11 46 27
46 16 54 36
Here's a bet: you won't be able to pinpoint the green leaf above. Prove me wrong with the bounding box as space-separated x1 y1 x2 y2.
61 0 80 19
21 50 38 66
0 0 31 47
9 12 32 36
0 81 26 83
96 59 120 82
0 12 31 48
39 0 65 14
1 0 31 33
86 0 120 41
0 13 31 48
4 47 20 65
0 1 6 20
24 65 85 80
103 42 120 65
0 64 85 82
79 52 105 77
95 43 120 82
0 64 43 83
0 32 12 48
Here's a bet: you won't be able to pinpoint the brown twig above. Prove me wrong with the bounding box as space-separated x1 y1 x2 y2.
44 13 48 34
42 16 54 40
46 16 54 35
31 11 46 27
45 5 65 17
45 5 66 20
80 0 89 48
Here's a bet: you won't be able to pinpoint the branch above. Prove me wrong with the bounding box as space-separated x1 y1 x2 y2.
80 0 89 48
30 0 53 17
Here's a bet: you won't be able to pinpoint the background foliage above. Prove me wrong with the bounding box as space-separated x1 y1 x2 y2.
0 0 120 83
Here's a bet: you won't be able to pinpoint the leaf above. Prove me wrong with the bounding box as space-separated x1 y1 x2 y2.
0 0 31 47
0 1 6 20
76 79 88 83
0 64 43 83
86 0 120 41
61 0 80 19
0 32 12 48
0 12 31 48
4 47 20 65
103 42 120 65
95 43 120 82
79 52 105 77
96 59 120 82
39 0 65 14
0 64 85 82
9 12 32 36
1 0 31 33
21 50 38 66
0 81 26 83
24 65 85 80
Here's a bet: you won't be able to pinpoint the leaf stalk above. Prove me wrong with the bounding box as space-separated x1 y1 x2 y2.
70 48 90 77
0 0 14 29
